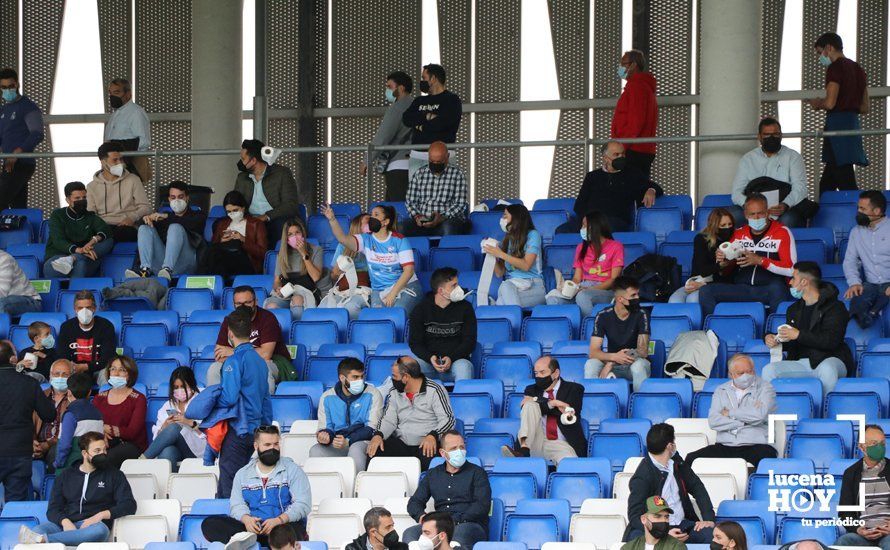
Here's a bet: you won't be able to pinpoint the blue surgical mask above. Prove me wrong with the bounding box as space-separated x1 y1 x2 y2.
385 88 396 103
447 449 467 468
617 65 628 79
108 376 128 389
50 377 68 392
348 379 365 395
790 286 803 300
748 217 768 232
40 335 55 349
1 89 16 102
579 229 589 241
819 54 832 67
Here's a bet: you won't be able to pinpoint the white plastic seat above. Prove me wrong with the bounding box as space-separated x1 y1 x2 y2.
691 457 748 501
178 458 220 477
543 543 598 550
304 457 356 497
317 497 373 517
122 459 171 500
612 472 633 501
694 473 737 507
290 420 319 434
15 545 66 550
666 418 717 444
622 457 643 472
570 514 627 550
76 544 130 550
306 472 346 510
112 515 168 548
282 433 317 466
135 499 182 542
391 514 416 538
579 499 628 521
167 473 218 511
124 473 158 500
367 457 421 495
307 513 363 550
354 471 409 504
383 497 411 515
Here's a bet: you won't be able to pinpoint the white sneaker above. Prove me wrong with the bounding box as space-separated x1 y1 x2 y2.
19 525 45 544
124 269 140 279
50 255 75 275
158 267 172 281
224 531 257 550
606 372 616 379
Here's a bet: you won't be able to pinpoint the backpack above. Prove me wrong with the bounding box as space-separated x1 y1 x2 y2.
0 214 26 231
621 253 681 303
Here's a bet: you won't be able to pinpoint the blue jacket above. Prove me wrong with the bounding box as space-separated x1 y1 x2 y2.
0 94 44 163
230 456 311 523
54 399 104 469
185 384 245 466
317 383 383 442
220 343 273 436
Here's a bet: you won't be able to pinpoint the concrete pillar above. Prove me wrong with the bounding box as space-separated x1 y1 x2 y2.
191 0 242 206
697 0 761 203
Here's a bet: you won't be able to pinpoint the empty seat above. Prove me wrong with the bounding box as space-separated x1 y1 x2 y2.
533 198 574 213
530 211 569 245
302 308 351 339
307 513 363 550
493 457 550 497
276 381 325 408
470 211 508 239
716 499 776 546
476 306 524 339
178 323 221 357
482 355 533 392
316 343 366 361
589 433 644 473
476 318 514 354
532 305 582 339
635 208 683 244
704 315 757 353
791 227 835 263
489 472 539 511
121 459 171 502
358 308 407 340
291 321 339 356
628 392 682 424
348 320 396 353
450 393 493 432
787 433 844 473
131 311 181 345
113 514 170 548
580 394 620 431
613 231 657 266
167 289 215 320
521 317 572 354
569 509 627 550
546 472 602 512
467 432 515 470
455 379 505 413
303 457 357 500
654 196 693 229
515 498 572 541
271 395 314 429
354 471 409 504
778 510 841 546
813 203 857 242
691 458 748 503
505 514 560 549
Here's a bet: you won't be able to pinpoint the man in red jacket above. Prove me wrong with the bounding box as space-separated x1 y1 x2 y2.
612 50 658 179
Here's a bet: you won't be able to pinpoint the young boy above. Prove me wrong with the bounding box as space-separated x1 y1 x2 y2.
53 372 104 470
268 524 301 550
18 321 58 381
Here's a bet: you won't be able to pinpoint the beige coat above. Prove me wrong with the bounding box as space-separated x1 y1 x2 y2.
87 169 151 225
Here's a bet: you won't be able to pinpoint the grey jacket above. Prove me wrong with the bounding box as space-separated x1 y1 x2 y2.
376 376 455 445
367 96 413 171
234 164 303 221
708 377 776 446
101 278 169 309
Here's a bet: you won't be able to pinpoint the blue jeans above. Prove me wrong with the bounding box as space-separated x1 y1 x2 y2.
546 287 614 317
137 223 197 275
762 357 848 393
668 286 700 303
699 278 790 317
849 282 890 328
417 358 474 382
144 423 196 470
0 295 42 316
836 532 890 550
217 430 254 499
43 238 114 279
496 277 546 307
585 357 651 392
338 280 423 320
33 520 110 545
264 294 306 321
0 456 32 501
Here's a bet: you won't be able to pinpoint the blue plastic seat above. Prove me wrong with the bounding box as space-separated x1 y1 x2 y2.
556 457 613 497
270 395 314 430
531 304 581 339
316 343 365 361
614 231 657 265
824 391 882 422
551 354 587 381
176 275 224 302
451 393 494 432
0 500 49 523
639 378 694 416
530 210 569 245
515 498 571 541
704 314 756 353
716 500 776 546
658 241 695 279
493 457 549 496
859 352 890 379
275 381 325 408
693 206 720 231
19 311 67 335
629 392 683 424
635 208 683 244
791 227 835 263
787 432 845 473
455 379 504 413
653 196 693 229
599 418 651 444
477 318 513 354
470 211 508 239
749 457 816 500
178 514 212 548
146 543 196 550
130 310 180 345
482 355 533 391
0 516 39 549
467 432 514 470
580 393 620 430
190 359 214 387
145 346 192 367
430 246 477 272
491 341 543 363
291 320 339 356
475 542 524 550
136 358 179 395
649 316 694 349
1 208 43 241
100 253 137 284
779 510 841 546
123 323 169 357
701 194 734 207
813 202 857 242
305 356 342 388
167 288 215 321
328 202 361 220
521 317 572 354
307 214 348 248
358 307 407 340
845 318 883 354
406 237 431 272
771 378 823 415
348 319 396 354
543 244 577 279
533 198 574 212
375 343 413 357
476 306 524 339
302 308 350 340
178 323 222 357
580 379 631 416
820 190 860 204
489 472 538 511
652 302 702 329
589 432 644 472
713 302 765 334
12 255 39 279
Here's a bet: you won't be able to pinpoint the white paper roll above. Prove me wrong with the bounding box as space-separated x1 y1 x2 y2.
561 280 579 299
476 238 501 307
261 146 282 165
561 407 577 425
719 241 743 261
279 282 295 298
776 324 792 343
337 255 359 290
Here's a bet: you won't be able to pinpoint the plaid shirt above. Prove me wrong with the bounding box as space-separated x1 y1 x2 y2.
406 164 468 220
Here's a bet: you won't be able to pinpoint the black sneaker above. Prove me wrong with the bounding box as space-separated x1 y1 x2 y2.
501 444 530 458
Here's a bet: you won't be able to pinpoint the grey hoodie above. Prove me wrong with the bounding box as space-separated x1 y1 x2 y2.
367 95 413 171
708 377 777 446
376 376 454 445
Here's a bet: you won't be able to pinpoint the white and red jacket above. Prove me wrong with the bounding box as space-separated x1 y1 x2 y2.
723 220 797 286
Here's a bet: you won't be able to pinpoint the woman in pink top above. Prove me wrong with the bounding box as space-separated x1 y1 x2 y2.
546 211 624 316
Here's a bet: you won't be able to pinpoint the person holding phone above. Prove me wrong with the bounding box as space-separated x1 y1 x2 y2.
143 367 205 470
837 424 890 548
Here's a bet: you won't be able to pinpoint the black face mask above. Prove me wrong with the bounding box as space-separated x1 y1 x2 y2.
856 213 873 226
761 136 782 154
258 448 280 466
717 228 734 242
429 162 447 175
648 521 670 540
72 199 88 215
367 217 383 233
392 377 406 393
109 95 124 109
382 531 401 549
710 543 723 550
419 80 431 94
611 156 627 171
534 375 553 391
237 159 251 173
90 453 111 470
625 298 641 312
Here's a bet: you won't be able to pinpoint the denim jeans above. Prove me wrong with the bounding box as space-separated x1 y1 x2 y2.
546 287 614 317
264 294 306 321
0 295 42 316
34 520 110 545
43 237 114 279
762 357 848 393
0 456 32 501
144 423 196 470
496 277 546 307
849 282 890 328
137 223 197 275
417 358 474 383
585 357 651 392
698 278 790 317
836 531 890 550
668 286 701 304
309 440 370 472
217 430 254 498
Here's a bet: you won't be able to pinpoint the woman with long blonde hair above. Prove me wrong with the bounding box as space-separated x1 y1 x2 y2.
263 217 330 319
669 207 735 303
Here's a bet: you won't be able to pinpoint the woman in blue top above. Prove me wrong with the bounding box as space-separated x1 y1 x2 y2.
323 204 422 318
484 204 546 307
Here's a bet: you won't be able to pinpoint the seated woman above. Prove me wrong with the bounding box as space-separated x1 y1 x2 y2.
546 211 624 317
669 207 735 303
143 367 206 470
484 204 546 307
204 190 269 280
264 218 331 320
328 213 371 289
92 355 147 469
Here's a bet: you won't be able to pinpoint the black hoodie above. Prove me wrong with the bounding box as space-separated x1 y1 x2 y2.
47 460 136 526
408 293 477 363
782 281 855 377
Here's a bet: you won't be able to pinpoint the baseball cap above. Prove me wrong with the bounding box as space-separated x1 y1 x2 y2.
646 495 674 515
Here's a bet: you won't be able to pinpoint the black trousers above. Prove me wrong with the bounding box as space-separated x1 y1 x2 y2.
685 443 777 469
0 162 36 209
819 138 858 196
109 224 139 243
204 243 256 281
625 150 655 181
376 436 438 471
107 440 143 470
384 170 409 202
201 515 307 545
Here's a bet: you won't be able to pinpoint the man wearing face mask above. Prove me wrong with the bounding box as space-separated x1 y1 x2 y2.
56 291 117 385
404 431 490 548
402 64 462 179
837 425 890 548
346 507 408 550
408 268 477 383
622 496 687 550
44 181 114 279
624 424 715 544
685 354 777 468
403 141 469 236
87 141 151 242
126 180 206 280
362 71 414 202
32 359 75 469
559 141 662 234
844 190 890 328
104 78 152 182
202 425 311 548
234 139 303 241
612 50 658 179
729 118 811 228
0 67 44 210
413 512 461 550
309 358 383 471
762 262 853 393
18 432 136 546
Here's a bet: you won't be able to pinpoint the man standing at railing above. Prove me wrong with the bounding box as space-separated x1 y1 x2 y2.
0 68 44 210
402 64 462 180
361 71 414 202
105 78 152 183
611 50 658 180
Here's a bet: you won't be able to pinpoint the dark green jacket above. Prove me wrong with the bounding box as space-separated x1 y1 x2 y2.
234 163 302 221
45 207 111 260
622 535 687 550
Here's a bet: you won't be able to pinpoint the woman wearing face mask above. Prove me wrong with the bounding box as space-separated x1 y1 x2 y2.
265 218 331 320
143 367 206 470
92 355 147 469
669 208 736 303
205 190 269 280
483 204 546 307
545 211 624 316
711 521 747 550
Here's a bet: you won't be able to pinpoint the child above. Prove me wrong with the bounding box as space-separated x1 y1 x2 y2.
53 372 104 470
17 321 59 381
269 524 301 550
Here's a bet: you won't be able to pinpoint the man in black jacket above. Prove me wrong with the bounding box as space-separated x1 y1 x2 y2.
624 423 715 543
56 290 117 385
502 356 587 463
234 139 303 240
345 507 408 550
762 261 853 393
409 268 477 384
19 431 136 545
404 430 491 548
837 424 890 547
0 340 56 501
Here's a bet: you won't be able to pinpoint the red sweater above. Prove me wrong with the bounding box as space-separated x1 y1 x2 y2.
93 389 148 452
611 72 658 155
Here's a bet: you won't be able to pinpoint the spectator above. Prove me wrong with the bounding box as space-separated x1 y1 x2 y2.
215 306 274 498
309 358 383 471
699 193 795 318
105 78 151 181
143 367 206 470
763 261 853 393
207 286 294 391
669 208 735 304
713 521 748 550
0 249 41 316
612 50 658 179
346 507 408 550
404 431 491 548
52 372 103 471
325 212 371 291
43 181 114 278
402 141 469 236
269 523 303 550
18 432 136 546
202 425 310 547
780 542 829 550
837 425 890 548
92 355 147 468
621 496 687 550
18 320 58 381
0 339 55 501
323 204 422 319
844 190 890 328
546 211 624 316
368 357 455 471
204 190 269 279
33 359 74 468
624 423 715 543
558 141 662 233
584 276 651 391
729 118 811 228
235 139 302 240
409 268 477 383
264 217 331 320
402 64 462 178
56 290 116 384
0 67 44 209
809 32 869 195
362 71 414 202
484 204 546 307
502 356 586 463
414 512 463 550
686 354 777 468
88 141 151 242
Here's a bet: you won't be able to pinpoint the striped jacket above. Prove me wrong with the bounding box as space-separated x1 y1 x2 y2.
376 376 454 446
0 250 39 301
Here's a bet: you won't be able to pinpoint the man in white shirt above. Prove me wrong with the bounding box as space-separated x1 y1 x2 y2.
105 78 151 182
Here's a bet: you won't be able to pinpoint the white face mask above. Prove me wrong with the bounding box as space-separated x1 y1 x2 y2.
449 285 465 302
417 535 439 550
170 198 188 214
499 218 509 233
108 163 124 178
228 210 244 222
77 307 94 325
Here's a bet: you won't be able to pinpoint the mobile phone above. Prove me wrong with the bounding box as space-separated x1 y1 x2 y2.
166 409 178 417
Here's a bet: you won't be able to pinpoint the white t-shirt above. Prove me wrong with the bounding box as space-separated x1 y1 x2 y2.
228 219 248 236
152 397 207 457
